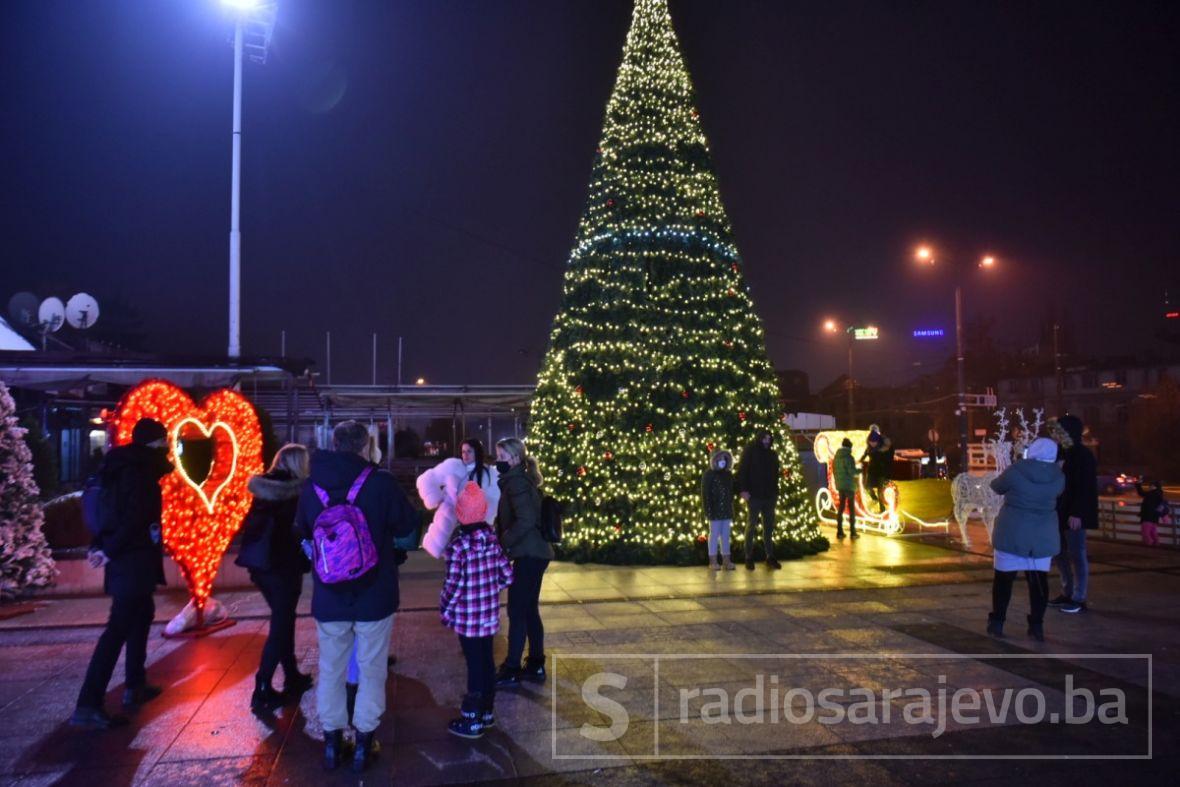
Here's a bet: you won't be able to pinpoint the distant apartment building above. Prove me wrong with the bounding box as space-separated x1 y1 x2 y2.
997 361 1180 465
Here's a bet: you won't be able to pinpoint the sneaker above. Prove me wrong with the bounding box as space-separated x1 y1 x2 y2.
494 664 521 689
745 558 756 571
1047 595 1071 607
1059 601 1087 614
480 710 496 729
850 530 860 539
122 684 162 708
766 558 782 570
448 713 487 739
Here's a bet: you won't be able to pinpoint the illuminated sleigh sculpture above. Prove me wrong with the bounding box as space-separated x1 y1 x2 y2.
813 430 902 536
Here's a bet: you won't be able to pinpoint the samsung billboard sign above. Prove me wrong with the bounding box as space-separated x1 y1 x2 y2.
913 329 945 338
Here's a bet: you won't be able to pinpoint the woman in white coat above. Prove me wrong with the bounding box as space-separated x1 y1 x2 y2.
418 438 500 557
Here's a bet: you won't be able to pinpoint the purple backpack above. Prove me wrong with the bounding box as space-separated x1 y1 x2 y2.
310 466 379 584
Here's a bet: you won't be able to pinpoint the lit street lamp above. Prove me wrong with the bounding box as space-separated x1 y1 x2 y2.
913 244 998 468
823 318 880 429
221 0 276 359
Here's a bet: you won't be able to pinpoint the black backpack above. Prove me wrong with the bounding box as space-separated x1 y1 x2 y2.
539 495 564 544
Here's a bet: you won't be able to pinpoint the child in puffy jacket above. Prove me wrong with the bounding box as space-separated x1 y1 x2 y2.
440 482 514 739
701 450 736 570
1136 479 1169 547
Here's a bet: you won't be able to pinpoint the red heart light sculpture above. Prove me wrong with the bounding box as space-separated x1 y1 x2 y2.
111 380 263 610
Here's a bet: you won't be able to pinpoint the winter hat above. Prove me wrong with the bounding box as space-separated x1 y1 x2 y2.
132 418 168 446
841 438 853 448
1057 415 1084 446
1025 437 1058 463
455 481 488 525
710 450 733 469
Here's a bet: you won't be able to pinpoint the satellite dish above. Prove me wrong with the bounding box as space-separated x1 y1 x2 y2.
7 292 39 328
66 293 100 329
38 297 66 333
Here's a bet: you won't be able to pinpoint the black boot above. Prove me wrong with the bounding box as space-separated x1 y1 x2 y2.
282 670 313 700
322 729 345 771
352 729 379 773
1027 615 1045 643
250 677 283 714
986 613 1005 638
345 682 358 725
448 693 488 739
766 557 782 570
494 663 521 689
836 527 845 539
481 692 496 729
522 656 547 684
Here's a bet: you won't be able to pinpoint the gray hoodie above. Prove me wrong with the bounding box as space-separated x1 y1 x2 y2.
990 459 1066 558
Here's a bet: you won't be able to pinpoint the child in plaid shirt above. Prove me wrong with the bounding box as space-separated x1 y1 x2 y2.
441 481 514 739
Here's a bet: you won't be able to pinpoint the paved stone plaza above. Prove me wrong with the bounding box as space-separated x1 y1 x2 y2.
1 525 1177 785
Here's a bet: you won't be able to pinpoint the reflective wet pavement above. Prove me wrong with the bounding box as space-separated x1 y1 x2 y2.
1 525 1178 785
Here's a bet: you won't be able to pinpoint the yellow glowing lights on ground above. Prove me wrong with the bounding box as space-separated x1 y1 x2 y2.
112 380 263 608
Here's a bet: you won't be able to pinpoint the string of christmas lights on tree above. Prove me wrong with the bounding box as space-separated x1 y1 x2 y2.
529 0 825 564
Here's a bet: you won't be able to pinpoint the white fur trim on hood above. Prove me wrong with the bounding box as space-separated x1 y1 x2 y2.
416 458 500 558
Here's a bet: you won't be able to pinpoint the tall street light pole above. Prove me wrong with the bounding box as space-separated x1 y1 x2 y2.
916 246 995 471
228 18 243 359
221 0 276 359
825 319 878 429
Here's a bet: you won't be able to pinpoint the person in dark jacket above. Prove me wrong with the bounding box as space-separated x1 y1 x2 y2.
72 418 172 730
702 450 736 570
236 443 313 713
295 421 418 773
987 438 1064 641
493 437 553 688
832 438 859 539
860 429 894 513
1048 415 1098 614
736 431 782 570
1135 478 1166 547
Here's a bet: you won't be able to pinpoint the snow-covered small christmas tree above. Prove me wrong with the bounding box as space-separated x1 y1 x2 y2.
0 381 56 599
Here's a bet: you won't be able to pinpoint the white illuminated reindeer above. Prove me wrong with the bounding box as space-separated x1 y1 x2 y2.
950 408 1043 546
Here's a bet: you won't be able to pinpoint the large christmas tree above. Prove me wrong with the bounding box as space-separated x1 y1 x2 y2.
0 382 56 598
530 0 825 564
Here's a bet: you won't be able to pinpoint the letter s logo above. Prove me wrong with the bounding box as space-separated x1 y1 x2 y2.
580 672 629 742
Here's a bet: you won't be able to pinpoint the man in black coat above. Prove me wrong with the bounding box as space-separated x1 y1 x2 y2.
736 430 782 570
72 418 172 729
1049 415 1098 614
295 420 418 772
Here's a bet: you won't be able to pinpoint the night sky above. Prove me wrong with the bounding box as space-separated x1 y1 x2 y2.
2 1 1177 390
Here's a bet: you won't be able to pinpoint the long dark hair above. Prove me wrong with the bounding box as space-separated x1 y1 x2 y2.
462 437 489 487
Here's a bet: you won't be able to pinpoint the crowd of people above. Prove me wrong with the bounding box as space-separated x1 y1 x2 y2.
66 410 1168 771
71 418 552 774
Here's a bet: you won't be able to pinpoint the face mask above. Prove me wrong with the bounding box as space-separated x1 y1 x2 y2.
464 461 476 471
717 460 727 469
495 461 511 474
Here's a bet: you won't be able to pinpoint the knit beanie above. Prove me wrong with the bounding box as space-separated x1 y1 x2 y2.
1025 437 1058 463
455 481 488 525
132 418 168 446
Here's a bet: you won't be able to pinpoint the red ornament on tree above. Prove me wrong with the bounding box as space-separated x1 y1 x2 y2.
695 209 706 218
645 423 654 433
606 198 615 207
738 411 747 422
603 450 614 461
681 390 690 399
577 466 587 476
574 385 584 396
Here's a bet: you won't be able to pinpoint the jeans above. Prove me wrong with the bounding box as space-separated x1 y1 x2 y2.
835 491 856 532
1058 529 1089 602
252 571 302 685
992 570 1050 624
315 613 394 733
505 557 548 668
460 635 495 705
708 520 732 557
76 593 155 709
745 497 776 561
